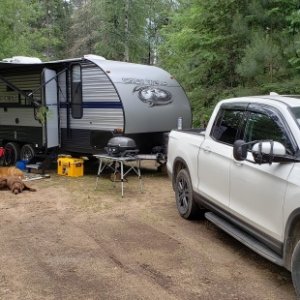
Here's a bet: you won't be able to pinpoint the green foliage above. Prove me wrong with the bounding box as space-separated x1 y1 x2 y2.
0 0 33 58
68 1 101 56
0 0 72 61
159 0 300 126
236 31 283 83
35 0 72 60
2 0 300 128
93 0 148 62
159 0 248 124
68 0 174 63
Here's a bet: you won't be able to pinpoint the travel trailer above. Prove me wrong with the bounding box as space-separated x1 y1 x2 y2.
0 55 192 164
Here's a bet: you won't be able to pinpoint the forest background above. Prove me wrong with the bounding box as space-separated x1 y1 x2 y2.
1 0 300 126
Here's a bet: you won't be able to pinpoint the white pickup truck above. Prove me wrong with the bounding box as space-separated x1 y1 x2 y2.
167 95 300 296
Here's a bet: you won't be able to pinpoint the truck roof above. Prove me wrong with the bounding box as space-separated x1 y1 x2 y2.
222 95 300 108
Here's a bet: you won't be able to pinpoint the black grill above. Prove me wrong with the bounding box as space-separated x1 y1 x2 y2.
105 136 139 157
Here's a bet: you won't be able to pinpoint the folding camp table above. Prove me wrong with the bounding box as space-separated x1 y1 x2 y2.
94 154 142 197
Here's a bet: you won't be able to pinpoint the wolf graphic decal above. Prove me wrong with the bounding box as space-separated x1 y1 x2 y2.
133 86 173 106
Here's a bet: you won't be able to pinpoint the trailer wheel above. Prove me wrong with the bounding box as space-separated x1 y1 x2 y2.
4 142 20 166
20 144 35 162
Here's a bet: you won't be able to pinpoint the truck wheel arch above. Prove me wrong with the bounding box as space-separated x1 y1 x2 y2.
172 157 189 189
284 208 300 270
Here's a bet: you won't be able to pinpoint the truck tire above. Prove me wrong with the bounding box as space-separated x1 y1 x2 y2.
20 144 35 162
4 142 20 166
175 168 199 219
291 240 300 297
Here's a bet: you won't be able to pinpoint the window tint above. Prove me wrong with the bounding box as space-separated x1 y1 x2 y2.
290 106 300 125
71 64 83 119
211 109 244 145
243 112 293 152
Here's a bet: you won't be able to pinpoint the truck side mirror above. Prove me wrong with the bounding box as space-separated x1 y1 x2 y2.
233 140 248 161
252 141 286 164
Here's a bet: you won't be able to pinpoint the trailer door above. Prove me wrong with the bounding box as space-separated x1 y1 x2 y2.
42 68 59 148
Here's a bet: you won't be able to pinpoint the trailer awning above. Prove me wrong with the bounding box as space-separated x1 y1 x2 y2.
0 57 82 72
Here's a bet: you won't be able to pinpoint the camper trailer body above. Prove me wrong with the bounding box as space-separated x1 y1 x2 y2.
0 55 191 163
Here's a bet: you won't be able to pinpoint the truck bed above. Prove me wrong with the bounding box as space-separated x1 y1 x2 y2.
176 128 206 135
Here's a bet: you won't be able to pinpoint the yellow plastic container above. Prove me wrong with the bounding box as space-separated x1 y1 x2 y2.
57 157 84 177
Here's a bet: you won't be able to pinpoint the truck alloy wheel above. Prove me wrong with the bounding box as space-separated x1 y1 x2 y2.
175 169 198 219
291 240 300 297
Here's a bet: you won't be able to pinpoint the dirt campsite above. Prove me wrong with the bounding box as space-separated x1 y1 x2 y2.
0 160 296 299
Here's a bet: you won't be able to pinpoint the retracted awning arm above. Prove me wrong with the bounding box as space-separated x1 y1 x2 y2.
0 74 38 105
27 67 68 102
0 67 68 107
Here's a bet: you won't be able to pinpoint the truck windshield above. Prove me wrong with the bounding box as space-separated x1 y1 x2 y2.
290 107 300 125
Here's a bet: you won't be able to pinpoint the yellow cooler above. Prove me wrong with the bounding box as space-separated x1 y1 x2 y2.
57 157 84 177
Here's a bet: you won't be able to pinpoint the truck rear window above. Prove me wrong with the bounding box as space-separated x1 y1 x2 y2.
211 109 244 145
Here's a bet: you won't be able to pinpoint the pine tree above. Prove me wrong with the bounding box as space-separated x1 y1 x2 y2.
159 0 300 125
68 0 100 56
93 0 148 62
0 0 34 59
68 0 174 63
159 0 248 125
28 0 73 60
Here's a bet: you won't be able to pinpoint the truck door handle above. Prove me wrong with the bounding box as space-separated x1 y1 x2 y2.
234 161 243 167
203 146 211 153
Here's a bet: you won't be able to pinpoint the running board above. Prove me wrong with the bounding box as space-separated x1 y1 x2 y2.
205 212 284 266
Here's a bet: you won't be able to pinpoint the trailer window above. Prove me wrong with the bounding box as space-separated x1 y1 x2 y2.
71 64 83 118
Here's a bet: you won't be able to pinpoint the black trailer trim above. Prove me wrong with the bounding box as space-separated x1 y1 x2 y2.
60 101 123 109
0 125 43 146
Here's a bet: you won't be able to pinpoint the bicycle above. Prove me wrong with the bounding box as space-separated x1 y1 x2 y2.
0 146 13 166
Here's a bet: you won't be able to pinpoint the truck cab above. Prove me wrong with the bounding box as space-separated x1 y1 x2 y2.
167 95 300 297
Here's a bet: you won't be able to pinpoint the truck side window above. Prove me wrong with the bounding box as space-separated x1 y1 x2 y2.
211 109 243 145
71 64 83 119
243 112 293 153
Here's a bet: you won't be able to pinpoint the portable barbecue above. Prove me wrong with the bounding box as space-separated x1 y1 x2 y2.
105 136 139 157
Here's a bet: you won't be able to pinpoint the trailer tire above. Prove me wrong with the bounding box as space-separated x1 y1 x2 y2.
4 142 20 166
20 144 35 162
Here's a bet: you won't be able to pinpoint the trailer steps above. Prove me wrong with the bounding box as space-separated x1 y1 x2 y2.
26 163 45 174
26 151 57 174
23 172 50 182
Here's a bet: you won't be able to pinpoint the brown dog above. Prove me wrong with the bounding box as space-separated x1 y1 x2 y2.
0 167 24 178
6 176 36 194
0 177 7 189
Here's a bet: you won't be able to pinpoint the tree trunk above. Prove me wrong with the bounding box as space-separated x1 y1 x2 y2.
124 0 130 62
